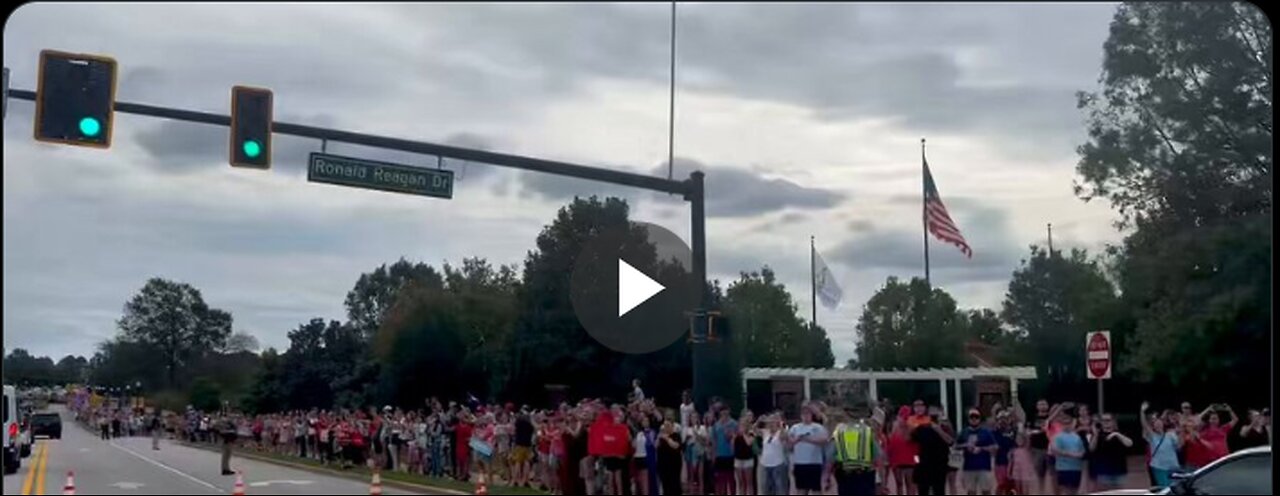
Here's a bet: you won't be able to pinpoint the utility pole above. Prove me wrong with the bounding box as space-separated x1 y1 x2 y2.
1048 223 1054 255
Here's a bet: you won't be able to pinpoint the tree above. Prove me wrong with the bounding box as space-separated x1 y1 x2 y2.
1075 2 1270 228
443 258 521 399
510 196 693 404
854 277 970 369
1000 246 1120 385
55 355 89 385
221 332 260 354
962 309 1007 347
722 267 834 368
244 348 284 414
345 258 445 341
88 339 161 390
271 318 365 410
1074 2 1271 397
116 278 233 388
189 376 222 413
3 349 58 387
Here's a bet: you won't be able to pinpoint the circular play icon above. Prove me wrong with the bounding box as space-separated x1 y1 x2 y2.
569 221 697 354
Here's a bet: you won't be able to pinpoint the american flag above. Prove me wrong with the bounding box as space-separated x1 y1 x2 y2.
924 158 972 258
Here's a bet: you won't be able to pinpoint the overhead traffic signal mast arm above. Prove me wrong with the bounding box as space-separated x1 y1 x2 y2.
8 89 688 196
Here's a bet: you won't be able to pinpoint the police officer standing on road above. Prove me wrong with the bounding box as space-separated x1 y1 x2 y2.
832 405 879 496
150 409 164 451
219 404 238 476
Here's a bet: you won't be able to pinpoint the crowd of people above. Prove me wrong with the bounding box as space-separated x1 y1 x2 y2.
70 382 1270 496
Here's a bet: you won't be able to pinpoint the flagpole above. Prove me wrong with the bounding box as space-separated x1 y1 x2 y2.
922 138 931 287
811 235 817 329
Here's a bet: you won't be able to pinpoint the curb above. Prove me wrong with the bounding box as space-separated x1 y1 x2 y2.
177 442 469 495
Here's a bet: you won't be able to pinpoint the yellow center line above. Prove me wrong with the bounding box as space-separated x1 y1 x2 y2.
20 442 44 495
36 439 49 495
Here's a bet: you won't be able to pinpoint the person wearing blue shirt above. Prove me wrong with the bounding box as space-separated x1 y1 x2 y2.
1050 416 1087 495
711 408 738 495
993 412 1017 493
1140 402 1182 488
787 406 829 495
957 408 998 495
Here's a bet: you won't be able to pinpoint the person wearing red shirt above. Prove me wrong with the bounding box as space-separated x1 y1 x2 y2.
887 417 918 495
589 405 630 495
335 419 353 469
455 413 475 481
350 420 368 468
1188 405 1237 470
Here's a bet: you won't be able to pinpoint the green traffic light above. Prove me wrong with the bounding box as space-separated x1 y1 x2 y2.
243 140 262 158
79 117 101 137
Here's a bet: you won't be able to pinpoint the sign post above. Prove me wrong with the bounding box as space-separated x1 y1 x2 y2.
1086 330 1111 413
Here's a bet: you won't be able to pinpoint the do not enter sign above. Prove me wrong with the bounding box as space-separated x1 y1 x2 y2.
1087 331 1111 379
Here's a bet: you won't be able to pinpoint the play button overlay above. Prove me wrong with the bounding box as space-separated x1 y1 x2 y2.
618 259 664 317
570 221 697 354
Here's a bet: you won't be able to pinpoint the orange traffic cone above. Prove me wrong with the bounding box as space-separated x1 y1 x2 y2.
474 474 487 496
62 471 76 495
369 470 383 496
232 471 246 496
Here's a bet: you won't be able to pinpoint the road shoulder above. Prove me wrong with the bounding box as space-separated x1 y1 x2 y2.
175 442 470 495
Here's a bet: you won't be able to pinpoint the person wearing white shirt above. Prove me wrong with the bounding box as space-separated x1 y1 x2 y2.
760 414 790 495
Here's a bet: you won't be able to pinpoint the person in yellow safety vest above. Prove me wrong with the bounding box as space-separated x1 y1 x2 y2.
832 405 879 496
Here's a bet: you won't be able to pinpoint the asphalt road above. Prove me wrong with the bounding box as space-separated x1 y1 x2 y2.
2 407 433 495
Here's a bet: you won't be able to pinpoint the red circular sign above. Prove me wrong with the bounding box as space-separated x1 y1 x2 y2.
1087 332 1110 378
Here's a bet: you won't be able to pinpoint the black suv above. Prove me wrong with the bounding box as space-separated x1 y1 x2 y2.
30 412 61 440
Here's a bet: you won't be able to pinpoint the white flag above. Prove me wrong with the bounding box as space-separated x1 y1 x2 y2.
813 248 843 310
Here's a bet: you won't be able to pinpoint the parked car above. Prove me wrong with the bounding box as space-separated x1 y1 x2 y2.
1091 446 1271 495
3 385 19 475
30 412 62 440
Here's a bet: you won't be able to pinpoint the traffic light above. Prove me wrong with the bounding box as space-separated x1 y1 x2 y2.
34 50 117 148
229 85 273 169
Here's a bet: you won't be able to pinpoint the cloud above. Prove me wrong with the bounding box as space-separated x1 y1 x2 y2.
133 114 504 183
829 201 1022 286
507 157 846 218
847 220 874 232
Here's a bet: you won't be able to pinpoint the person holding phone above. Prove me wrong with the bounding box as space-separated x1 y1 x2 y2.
1049 416 1086 495
958 408 998 495
1140 401 1181 488
760 414 790 496
788 405 829 495
1087 413 1132 492
1237 409 1270 451
1193 404 1236 468
910 406 953 496
657 414 683 496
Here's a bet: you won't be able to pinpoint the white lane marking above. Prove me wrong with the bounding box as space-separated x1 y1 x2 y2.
108 441 223 494
249 480 314 487
110 481 146 489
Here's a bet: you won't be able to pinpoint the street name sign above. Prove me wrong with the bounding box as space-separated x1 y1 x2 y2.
307 152 453 199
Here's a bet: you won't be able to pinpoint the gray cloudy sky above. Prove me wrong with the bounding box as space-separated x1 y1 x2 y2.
4 2 1123 364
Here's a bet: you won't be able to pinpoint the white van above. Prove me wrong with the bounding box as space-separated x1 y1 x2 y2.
3 385 19 474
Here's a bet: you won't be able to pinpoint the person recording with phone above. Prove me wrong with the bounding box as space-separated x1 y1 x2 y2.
788 405 829 496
